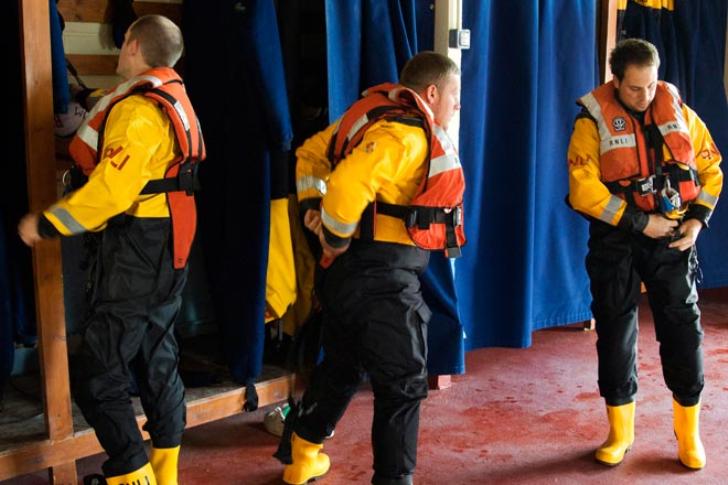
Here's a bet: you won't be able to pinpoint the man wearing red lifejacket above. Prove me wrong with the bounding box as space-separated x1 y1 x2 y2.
568 39 722 470
18 15 205 485
282 52 463 485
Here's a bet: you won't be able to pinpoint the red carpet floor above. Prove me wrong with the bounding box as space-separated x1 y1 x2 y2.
8 289 728 484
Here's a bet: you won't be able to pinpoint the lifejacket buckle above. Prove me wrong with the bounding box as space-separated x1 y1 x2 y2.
178 160 196 195
453 206 463 226
406 209 418 228
636 175 656 195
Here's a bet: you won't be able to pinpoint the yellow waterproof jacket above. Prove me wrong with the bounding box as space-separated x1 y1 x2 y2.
45 95 177 233
296 119 429 246
568 100 722 230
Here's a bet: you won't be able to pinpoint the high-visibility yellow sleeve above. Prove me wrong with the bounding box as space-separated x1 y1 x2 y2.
321 120 428 240
44 96 173 235
567 116 637 228
684 104 723 213
295 121 338 207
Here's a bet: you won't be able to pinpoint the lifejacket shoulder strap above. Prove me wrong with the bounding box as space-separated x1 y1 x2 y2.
137 80 206 195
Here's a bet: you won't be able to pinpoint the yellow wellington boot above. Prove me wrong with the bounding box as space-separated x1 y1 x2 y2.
150 445 181 485
673 399 706 470
282 432 331 484
595 401 635 466
106 462 157 485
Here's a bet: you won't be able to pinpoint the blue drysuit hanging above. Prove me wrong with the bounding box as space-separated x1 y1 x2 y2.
183 0 293 385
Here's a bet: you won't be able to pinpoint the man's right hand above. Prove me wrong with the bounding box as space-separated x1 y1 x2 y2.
303 209 322 236
642 214 679 239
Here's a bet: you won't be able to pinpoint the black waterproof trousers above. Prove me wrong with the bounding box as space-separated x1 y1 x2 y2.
586 219 703 407
295 240 431 483
73 216 187 477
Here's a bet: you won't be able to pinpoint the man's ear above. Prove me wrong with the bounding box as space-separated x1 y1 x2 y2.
424 84 438 104
127 38 141 56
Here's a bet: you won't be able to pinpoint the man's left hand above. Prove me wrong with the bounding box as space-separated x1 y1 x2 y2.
318 230 350 268
668 218 703 251
18 213 42 247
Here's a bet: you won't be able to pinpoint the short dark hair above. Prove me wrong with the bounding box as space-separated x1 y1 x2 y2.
400 51 460 93
609 38 660 80
128 15 184 68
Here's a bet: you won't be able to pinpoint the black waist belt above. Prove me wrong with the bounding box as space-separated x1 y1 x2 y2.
140 160 200 195
604 166 699 196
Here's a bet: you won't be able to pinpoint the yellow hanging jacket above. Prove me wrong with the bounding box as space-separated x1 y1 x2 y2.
568 84 722 230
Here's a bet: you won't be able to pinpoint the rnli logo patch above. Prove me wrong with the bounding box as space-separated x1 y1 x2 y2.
612 116 626 132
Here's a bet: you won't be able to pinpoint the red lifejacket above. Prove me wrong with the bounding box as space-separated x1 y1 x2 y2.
69 67 206 269
578 80 699 213
328 82 466 257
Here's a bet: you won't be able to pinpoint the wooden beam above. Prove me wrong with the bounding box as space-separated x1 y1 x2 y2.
66 53 118 76
58 0 111 23
58 1 182 25
598 0 619 83
0 376 291 481
18 0 76 483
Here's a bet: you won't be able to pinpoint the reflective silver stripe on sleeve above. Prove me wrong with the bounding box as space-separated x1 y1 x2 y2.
321 206 358 237
600 134 636 153
296 176 327 195
696 189 718 208
429 154 461 177
48 207 86 234
346 114 370 142
598 195 624 224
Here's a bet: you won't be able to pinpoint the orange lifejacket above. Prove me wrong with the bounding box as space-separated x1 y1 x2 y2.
578 80 699 213
328 82 466 257
69 67 206 269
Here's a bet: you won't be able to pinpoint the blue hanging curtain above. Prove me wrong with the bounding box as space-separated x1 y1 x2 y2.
455 1 597 350
2 0 35 389
0 217 13 390
183 0 293 384
325 0 464 375
620 0 728 287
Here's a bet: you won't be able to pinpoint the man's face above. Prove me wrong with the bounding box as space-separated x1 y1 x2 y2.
613 64 658 113
427 73 461 129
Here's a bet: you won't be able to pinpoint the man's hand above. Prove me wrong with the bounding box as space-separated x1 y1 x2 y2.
303 209 322 235
18 213 42 247
642 214 679 239
668 218 702 252
318 228 350 268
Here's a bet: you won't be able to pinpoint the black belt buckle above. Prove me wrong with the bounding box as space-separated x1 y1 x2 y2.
406 209 418 228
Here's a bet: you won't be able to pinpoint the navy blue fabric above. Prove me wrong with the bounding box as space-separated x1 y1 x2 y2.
183 0 293 384
49 0 69 113
0 215 13 388
325 0 433 120
621 1 728 287
2 0 35 384
455 1 596 350
325 0 463 375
